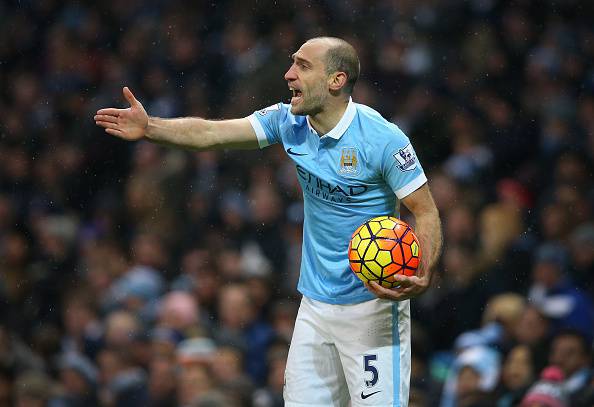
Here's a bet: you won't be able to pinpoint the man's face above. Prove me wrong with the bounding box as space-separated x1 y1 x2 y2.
549 334 589 376
284 40 330 116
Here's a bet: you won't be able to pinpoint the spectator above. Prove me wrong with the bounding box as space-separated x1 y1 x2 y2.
97 347 148 407
548 330 593 404
520 366 568 407
147 355 177 407
528 243 594 340
0 325 44 376
439 346 501 407
60 290 103 360
13 371 56 407
53 352 99 407
495 345 536 407
213 283 275 385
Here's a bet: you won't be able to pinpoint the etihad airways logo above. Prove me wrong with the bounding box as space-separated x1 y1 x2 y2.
296 165 367 203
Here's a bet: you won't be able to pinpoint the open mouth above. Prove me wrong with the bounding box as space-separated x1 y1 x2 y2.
290 87 303 105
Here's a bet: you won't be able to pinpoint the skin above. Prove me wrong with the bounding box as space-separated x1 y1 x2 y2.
94 38 441 301
549 334 590 377
366 184 441 301
502 345 534 390
456 366 481 398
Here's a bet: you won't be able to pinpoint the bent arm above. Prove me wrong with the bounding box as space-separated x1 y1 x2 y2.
401 183 442 284
146 117 259 150
366 182 442 301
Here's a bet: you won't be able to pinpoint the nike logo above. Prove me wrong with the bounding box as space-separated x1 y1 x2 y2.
287 148 308 156
360 390 381 399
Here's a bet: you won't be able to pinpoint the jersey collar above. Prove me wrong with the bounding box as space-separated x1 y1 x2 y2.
306 97 356 139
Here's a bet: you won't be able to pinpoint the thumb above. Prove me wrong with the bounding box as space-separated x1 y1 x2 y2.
123 86 139 107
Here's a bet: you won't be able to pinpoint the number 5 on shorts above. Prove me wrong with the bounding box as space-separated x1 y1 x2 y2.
363 354 378 387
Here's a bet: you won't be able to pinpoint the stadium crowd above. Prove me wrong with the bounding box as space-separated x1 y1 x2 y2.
1 0 594 406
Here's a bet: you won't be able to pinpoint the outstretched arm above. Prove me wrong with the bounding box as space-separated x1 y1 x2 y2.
94 87 259 150
367 183 442 301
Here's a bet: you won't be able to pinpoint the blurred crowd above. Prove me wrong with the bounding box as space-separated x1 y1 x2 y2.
1 0 594 406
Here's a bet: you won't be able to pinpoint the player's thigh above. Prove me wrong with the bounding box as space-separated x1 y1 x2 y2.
284 297 350 407
334 299 411 407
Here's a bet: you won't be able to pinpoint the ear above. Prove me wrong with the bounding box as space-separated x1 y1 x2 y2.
328 72 348 92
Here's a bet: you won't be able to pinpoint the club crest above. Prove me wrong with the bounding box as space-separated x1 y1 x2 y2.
339 147 360 177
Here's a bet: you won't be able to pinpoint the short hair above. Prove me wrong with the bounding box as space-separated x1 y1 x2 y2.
309 37 360 95
553 329 592 356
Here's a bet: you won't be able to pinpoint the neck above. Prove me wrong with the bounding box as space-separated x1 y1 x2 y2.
308 97 349 136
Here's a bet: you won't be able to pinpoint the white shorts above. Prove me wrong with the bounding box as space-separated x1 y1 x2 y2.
284 296 411 407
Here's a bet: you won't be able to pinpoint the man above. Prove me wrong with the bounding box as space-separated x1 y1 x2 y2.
95 37 442 406
548 330 593 404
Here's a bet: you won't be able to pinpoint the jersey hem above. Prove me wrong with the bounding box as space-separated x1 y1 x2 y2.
299 288 375 305
394 173 427 199
246 114 270 148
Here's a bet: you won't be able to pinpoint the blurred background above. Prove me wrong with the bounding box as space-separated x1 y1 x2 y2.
1 0 593 406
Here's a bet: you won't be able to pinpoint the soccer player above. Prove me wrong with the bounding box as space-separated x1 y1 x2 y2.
95 37 442 407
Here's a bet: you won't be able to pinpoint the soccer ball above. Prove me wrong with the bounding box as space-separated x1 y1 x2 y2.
348 216 421 288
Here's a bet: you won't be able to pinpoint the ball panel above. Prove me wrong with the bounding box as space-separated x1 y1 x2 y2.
401 266 416 277
358 226 371 239
366 260 383 277
390 245 405 265
375 250 392 267
401 231 415 245
410 241 419 257
351 234 361 250
376 228 398 239
360 264 378 281
406 257 419 270
348 249 361 262
368 221 381 236
356 238 371 258
392 217 408 227
363 240 379 261
380 219 396 229
402 243 413 262
376 239 396 250
382 263 402 278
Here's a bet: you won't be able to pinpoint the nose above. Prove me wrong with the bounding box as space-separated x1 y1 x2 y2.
284 64 297 82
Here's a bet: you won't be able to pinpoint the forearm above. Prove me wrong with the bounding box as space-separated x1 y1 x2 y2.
146 117 218 150
414 207 442 281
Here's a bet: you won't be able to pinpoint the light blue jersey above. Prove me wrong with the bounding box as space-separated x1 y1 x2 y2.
247 98 427 304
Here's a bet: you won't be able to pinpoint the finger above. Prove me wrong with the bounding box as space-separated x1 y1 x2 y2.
123 86 139 107
368 281 393 296
97 108 126 116
105 128 124 137
95 120 120 130
390 274 418 286
94 114 119 124
365 282 384 298
369 281 419 301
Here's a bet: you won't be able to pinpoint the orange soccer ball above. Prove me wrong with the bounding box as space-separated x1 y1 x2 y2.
348 216 422 288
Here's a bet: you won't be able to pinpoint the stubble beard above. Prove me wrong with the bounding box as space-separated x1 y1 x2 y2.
291 86 326 117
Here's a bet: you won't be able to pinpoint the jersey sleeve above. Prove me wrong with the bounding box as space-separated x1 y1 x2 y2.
246 103 287 148
381 127 427 199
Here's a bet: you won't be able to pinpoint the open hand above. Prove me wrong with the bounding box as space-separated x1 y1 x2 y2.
94 87 148 140
365 273 430 301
